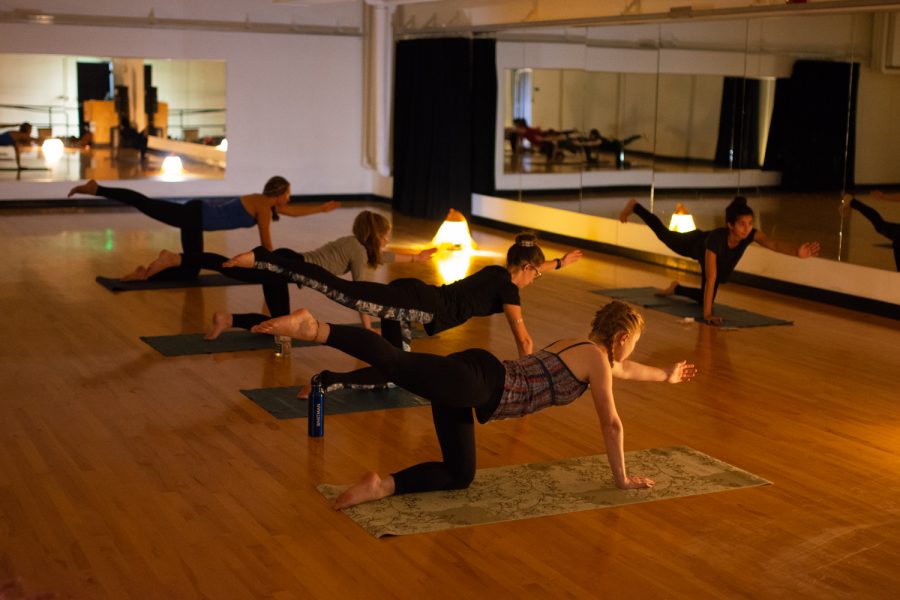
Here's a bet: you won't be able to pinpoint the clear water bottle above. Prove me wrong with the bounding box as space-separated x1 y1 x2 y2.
274 335 291 357
308 375 325 437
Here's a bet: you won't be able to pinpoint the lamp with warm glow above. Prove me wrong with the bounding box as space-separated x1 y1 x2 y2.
41 138 64 163
161 155 184 177
668 203 696 233
431 208 476 252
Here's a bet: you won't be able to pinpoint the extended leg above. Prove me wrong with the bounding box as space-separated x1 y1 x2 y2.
252 247 437 324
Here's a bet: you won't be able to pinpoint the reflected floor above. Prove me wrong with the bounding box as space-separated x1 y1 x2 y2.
0 145 225 182
518 190 899 273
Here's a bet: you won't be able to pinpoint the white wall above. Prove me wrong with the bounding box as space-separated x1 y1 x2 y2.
0 20 371 200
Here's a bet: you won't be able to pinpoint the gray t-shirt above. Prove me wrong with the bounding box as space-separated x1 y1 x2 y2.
302 235 394 282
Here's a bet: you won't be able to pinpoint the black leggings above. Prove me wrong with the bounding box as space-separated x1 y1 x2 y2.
182 251 296 328
254 246 441 389
325 324 504 495
98 185 205 280
633 202 716 304
851 198 900 271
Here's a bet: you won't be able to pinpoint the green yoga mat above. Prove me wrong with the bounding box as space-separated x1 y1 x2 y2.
140 331 319 356
319 445 771 538
592 287 792 328
96 273 254 291
141 321 428 357
240 385 429 420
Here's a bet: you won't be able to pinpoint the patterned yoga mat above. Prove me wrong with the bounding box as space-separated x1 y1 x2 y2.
592 288 792 328
318 446 771 538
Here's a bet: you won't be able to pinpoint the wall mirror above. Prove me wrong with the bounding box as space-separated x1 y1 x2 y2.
0 53 226 183
495 11 900 273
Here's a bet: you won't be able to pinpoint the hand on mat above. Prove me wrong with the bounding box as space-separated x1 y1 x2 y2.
618 475 654 490
666 361 696 384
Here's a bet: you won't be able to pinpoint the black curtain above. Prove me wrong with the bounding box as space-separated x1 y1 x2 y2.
715 77 761 169
392 38 496 219
76 62 112 136
763 60 859 190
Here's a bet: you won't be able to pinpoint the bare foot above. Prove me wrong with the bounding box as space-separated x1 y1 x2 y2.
68 179 98 198
840 194 853 217
251 308 323 342
655 281 678 296
144 249 182 279
204 311 233 340
222 250 254 269
120 265 148 281
619 198 638 223
333 472 394 509
296 382 312 400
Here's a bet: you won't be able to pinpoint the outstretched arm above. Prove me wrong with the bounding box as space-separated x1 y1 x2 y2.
753 230 820 259
539 249 583 273
873 190 900 202
277 200 341 217
503 303 533 356
391 247 437 263
612 359 696 383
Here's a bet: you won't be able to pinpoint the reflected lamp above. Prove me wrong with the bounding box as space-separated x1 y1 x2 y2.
668 203 696 233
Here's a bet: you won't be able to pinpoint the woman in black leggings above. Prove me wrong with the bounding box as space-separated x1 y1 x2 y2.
842 194 900 271
135 211 433 335
226 234 583 394
252 301 695 508
620 196 820 324
67 177 339 280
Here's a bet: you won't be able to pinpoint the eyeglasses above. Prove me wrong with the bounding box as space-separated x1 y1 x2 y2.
529 264 542 278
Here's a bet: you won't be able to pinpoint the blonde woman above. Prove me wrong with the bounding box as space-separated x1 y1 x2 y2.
252 300 696 509
138 211 433 334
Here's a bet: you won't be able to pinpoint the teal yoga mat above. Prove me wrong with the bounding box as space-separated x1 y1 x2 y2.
592 287 792 328
140 331 319 356
240 385 429 420
97 273 254 291
141 321 429 356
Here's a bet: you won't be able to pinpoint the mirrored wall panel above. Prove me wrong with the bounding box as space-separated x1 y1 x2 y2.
494 12 900 273
0 53 226 182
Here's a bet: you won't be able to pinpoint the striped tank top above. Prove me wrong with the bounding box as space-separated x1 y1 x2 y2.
489 342 592 421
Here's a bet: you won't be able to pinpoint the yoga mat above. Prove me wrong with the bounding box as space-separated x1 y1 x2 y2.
96 273 254 291
240 385 429 420
319 446 771 538
141 321 427 357
141 331 318 357
592 287 792 328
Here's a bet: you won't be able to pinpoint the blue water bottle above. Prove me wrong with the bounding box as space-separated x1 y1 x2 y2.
308 375 325 437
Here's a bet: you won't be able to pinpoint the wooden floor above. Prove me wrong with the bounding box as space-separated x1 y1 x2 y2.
1 203 898 599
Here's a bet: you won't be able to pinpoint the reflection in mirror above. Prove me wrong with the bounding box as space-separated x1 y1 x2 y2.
0 53 226 183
